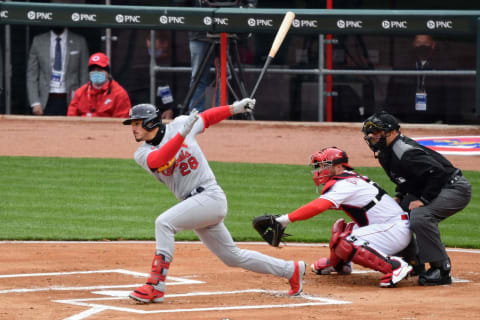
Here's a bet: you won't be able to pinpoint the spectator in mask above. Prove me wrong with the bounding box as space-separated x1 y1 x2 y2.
385 34 448 123
67 52 131 118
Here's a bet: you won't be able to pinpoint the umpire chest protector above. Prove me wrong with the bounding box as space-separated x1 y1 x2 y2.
322 172 386 227
378 135 457 203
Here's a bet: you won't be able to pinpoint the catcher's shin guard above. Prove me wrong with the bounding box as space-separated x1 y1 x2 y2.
335 238 394 273
312 219 355 275
335 238 411 287
129 253 170 303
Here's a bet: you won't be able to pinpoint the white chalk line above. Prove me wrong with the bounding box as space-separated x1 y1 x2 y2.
0 268 148 279
0 268 351 320
62 306 107 320
53 289 350 317
0 269 203 294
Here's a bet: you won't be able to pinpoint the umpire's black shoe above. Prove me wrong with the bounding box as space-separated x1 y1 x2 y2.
418 262 452 286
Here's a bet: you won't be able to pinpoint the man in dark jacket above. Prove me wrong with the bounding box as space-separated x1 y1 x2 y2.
361 111 472 285
385 35 448 124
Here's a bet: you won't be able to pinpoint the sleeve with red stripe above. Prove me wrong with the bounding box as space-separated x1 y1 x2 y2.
288 198 334 223
146 133 184 169
200 105 233 128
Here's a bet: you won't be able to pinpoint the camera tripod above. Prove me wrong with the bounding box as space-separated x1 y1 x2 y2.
178 33 254 120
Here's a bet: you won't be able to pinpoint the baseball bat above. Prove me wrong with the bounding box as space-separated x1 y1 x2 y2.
250 11 295 99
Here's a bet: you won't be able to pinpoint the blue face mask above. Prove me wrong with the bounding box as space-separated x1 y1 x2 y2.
90 71 107 86
148 47 163 58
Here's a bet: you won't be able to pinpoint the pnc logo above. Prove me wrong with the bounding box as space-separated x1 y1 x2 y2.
247 18 273 27
203 16 212 25
71 12 97 22
426 20 453 29
27 11 53 21
115 14 141 24
159 15 185 24
214 17 229 25
381 20 407 29
337 19 363 29
292 19 318 28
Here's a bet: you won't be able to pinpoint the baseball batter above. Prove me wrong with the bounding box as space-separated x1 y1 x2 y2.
275 147 413 287
123 99 305 304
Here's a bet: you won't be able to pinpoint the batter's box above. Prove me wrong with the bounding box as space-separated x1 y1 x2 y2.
54 289 351 318
0 269 204 294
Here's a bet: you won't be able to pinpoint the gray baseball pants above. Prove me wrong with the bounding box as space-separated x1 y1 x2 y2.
409 176 471 264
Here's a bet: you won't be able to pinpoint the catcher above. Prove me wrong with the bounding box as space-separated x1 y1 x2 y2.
253 147 413 287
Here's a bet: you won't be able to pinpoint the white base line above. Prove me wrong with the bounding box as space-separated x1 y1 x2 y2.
0 269 204 294
63 306 107 320
0 269 149 279
53 289 350 319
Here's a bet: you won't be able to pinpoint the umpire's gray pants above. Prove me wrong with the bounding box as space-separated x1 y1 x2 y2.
409 176 471 264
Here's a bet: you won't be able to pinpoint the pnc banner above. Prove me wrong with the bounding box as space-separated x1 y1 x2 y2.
0 2 478 35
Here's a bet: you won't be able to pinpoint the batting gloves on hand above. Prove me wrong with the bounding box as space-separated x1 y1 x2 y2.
179 109 199 137
232 98 256 114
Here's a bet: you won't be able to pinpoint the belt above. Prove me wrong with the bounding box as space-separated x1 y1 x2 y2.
447 169 462 185
184 186 205 200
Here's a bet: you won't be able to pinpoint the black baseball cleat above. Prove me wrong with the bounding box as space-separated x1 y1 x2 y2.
418 262 452 286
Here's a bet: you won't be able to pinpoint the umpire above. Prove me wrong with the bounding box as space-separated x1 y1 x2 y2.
361 111 472 286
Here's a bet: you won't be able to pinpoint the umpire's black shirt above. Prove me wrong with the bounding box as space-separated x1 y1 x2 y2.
378 134 458 204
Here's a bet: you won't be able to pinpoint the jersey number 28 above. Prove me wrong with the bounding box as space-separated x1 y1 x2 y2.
179 156 199 176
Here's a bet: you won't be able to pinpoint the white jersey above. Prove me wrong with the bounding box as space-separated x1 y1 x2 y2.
320 170 407 226
134 116 217 200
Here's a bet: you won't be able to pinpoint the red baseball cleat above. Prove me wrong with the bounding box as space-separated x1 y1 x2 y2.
288 261 306 296
129 283 165 303
380 257 412 288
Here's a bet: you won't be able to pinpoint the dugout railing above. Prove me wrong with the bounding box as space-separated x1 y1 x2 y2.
1 2 479 121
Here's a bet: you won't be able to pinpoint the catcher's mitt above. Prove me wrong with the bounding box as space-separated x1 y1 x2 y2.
252 215 290 247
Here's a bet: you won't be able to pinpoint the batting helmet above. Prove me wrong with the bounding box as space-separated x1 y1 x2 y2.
310 147 353 186
122 104 161 131
361 111 400 152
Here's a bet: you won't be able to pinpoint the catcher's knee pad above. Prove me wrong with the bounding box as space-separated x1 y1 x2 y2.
327 221 354 269
335 239 393 274
329 219 346 249
345 221 355 233
329 219 355 249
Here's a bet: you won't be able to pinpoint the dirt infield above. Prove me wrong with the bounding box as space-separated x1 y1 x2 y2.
1 116 480 320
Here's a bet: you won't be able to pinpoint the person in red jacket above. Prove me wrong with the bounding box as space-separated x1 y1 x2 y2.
67 52 131 118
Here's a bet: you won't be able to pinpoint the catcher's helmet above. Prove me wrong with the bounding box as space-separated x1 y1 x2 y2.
361 111 400 152
310 147 353 186
123 104 161 131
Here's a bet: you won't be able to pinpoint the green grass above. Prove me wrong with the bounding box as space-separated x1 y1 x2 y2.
0 156 478 248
